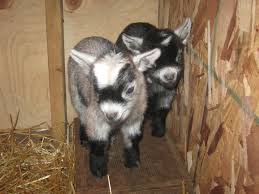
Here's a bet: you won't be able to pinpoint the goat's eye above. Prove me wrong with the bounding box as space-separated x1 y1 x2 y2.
126 86 134 95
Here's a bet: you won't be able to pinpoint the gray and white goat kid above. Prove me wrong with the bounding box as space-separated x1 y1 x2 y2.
68 37 161 177
115 18 192 137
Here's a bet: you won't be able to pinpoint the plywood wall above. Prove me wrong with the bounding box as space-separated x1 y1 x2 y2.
0 0 51 129
0 0 158 128
160 0 259 193
63 0 159 122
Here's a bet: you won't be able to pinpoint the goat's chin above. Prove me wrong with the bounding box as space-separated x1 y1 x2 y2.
107 118 124 127
106 114 128 126
156 80 178 90
162 83 177 90
107 120 119 126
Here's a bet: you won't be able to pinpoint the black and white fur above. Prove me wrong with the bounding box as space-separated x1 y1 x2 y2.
68 37 161 177
116 18 191 137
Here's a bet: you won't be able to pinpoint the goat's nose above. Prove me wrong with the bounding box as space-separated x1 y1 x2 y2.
164 74 174 81
105 112 118 121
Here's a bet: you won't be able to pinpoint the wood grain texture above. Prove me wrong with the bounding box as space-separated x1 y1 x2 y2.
64 0 159 122
158 0 170 28
45 0 67 140
167 0 259 193
0 0 13 9
0 0 51 129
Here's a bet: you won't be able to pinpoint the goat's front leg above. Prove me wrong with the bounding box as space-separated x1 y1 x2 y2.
149 89 175 137
88 125 111 178
88 140 109 178
122 121 143 168
150 108 170 137
79 122 89 147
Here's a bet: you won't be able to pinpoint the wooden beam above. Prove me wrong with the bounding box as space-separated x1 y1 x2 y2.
45 0 67 140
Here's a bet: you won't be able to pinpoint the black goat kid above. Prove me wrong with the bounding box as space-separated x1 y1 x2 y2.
116 18 192 137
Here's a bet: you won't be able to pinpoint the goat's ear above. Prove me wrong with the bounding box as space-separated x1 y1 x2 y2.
133 48 161 72
174 18 192 45
122 34 143 54
70 49 96 68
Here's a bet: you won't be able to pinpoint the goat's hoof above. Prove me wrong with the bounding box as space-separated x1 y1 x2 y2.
125 159 140 168
151 123 166 137
89 154 108 178
124 148 140 168
151 128 165 137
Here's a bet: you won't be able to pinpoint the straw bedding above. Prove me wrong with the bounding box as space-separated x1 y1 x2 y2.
0 121 75 194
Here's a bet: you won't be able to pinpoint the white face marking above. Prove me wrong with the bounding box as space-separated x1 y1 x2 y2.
154 66 181 83
93 53 129 89
100 101 131 123
161 35 172 46
122 120 142 148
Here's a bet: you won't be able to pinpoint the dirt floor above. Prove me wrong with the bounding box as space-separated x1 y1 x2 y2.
75 122 193 194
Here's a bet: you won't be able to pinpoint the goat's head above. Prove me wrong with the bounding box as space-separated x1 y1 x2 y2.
121 18 192 90
70 48 161 124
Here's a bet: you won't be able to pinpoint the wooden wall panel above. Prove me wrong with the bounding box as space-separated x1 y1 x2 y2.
0 0 51 129
162 0 259 193
64 0 159 122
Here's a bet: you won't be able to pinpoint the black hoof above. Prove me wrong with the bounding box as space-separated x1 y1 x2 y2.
124 147 140 168
89 154 108 178
151 127 166 137
151 119 166 137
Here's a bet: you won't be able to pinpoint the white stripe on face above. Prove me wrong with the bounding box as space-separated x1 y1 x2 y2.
93 53 129 89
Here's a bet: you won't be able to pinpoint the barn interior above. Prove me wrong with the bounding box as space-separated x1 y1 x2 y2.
0 0 259 193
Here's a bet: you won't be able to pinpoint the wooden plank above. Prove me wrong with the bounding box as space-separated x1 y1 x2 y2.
166 0 259 193
0 0 51 129
45 0 66 140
